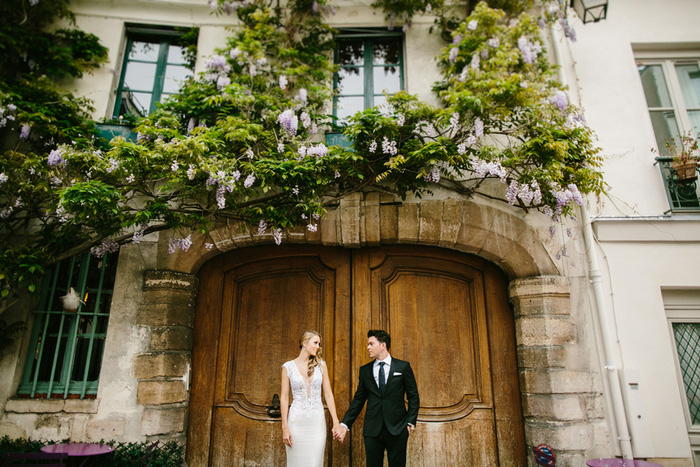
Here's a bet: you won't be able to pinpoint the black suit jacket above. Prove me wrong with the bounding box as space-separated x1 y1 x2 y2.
341 358 419 437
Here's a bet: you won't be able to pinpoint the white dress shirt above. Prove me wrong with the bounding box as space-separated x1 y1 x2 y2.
373 355 392 388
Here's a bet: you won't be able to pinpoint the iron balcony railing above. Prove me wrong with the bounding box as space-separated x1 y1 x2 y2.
655 156 700 212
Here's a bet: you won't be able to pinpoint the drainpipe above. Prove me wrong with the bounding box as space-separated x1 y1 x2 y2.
547 24 635 460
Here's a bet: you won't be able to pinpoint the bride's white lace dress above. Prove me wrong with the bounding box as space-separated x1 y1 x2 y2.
283 360 326 467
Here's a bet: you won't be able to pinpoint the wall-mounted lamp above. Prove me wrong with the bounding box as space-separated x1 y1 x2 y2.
570 0 609 24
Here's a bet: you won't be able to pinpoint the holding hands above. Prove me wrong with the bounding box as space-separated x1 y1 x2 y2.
332 424 347 442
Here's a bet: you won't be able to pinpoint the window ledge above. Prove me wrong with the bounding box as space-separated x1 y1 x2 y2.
5 397 99 414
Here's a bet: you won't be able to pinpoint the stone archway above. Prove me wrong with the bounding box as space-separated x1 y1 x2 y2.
133 194 606 465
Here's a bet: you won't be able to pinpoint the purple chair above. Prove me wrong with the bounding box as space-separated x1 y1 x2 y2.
2 451 68 466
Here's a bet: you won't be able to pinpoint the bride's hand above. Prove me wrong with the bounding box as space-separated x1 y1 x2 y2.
282 426 292 447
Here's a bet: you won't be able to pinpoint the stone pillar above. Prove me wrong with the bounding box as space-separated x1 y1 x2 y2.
510 276 605 467
134 270 197 443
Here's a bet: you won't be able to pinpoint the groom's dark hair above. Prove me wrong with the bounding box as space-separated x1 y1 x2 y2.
368 329 391 350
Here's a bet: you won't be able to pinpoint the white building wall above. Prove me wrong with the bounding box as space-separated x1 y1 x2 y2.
566 0 700 462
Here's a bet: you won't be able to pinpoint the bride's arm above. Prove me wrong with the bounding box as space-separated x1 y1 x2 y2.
321 361 340 429
281 366 293 447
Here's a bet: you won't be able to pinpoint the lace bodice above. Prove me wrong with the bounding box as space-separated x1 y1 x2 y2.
283 360 324 416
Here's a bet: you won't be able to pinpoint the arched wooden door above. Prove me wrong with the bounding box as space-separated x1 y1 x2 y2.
187 245 525 466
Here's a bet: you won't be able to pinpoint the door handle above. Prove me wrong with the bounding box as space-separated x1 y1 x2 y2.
267 393 281 418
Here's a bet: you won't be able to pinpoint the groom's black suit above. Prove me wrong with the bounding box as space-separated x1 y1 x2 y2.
341 357 419 467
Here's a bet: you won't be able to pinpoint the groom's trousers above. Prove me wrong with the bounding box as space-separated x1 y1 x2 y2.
364 422 409 467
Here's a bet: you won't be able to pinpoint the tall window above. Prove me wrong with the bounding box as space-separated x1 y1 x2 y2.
114 27 194 118
18 253 118 399
638 58 700 153
334 31 403 125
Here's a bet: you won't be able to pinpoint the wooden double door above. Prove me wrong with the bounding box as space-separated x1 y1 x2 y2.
187 245 525 466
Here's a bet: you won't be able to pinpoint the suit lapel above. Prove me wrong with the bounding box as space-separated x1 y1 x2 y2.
385 359 397 389
365 362 380 396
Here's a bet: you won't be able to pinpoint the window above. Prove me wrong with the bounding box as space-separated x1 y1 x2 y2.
665 289 700 465
638 55 700 211
638 58 700 154
114 27 194 118
334 31 404 125
18 253 118 399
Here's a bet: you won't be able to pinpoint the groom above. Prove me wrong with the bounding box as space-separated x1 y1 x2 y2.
333 330 419 467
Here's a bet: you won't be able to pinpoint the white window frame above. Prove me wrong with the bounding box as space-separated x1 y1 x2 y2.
636 49 700 154
664 288 700 465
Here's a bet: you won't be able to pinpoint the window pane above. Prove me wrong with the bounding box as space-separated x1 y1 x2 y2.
373 95 390 113
337 67 364 95
688 111 700 135
167 44 188 65
119 91 152 117
336 96 364 122
338 40 364 65
373 39 400 65
373 66 400 94
163 64 193 93
128 41 160 61
673 323 700 425
639 65 673 108
676 64 700 109
123 62 157 92
649 110 680 155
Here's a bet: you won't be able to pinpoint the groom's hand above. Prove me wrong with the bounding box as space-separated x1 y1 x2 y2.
333 425 348 442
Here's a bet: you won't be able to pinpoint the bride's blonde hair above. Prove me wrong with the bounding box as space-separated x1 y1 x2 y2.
299 330 323 377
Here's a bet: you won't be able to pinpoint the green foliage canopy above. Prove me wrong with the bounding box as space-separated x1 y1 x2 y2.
0 0 604 308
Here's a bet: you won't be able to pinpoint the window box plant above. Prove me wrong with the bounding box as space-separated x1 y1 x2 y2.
667 133 699 183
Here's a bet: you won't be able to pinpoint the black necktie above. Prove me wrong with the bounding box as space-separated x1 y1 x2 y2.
378 362 386 393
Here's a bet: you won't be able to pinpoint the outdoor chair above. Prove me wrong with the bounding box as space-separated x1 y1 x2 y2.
2 451 67 466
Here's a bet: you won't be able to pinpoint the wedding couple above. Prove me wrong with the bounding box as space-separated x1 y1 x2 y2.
280 329 420 467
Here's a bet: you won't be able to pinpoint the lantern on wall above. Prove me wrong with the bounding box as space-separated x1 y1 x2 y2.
570 0 609 23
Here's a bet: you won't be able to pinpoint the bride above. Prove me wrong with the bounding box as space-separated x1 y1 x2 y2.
281 330 341 466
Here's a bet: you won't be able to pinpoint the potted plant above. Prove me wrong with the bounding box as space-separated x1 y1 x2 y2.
667 132 699 183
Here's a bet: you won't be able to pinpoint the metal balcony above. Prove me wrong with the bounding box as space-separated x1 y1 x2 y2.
655 156 700 212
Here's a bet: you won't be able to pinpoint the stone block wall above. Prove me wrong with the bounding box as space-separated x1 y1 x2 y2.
134 270 197 442
510 275 608 466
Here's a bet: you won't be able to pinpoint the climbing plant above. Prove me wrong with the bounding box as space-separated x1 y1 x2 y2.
0 0 603 309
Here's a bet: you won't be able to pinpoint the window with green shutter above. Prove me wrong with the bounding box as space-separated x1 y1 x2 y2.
18 253 117 399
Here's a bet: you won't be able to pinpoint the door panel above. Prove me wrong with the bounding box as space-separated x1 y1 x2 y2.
187 245 525 466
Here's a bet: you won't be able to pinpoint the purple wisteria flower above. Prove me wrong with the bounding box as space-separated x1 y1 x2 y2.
467 20 478 31
244 173 256 188
168 235 193 254
91 239 120 258
272 228 282 245
550 91 568 112
171 161 179 172
307 223 318 232
300 111 311 128
369 140 377 153
19 124 30 140
126 173 135 183
449 47 459 62
298 88 308 106
452 35 462 45
307 143 328 157
279 75 288 90
187 165 196 180
518 36 540 65
48 148 66 168
132 227 145 244
278 110 298 137
474 160 506 182
0 173 7 185
423 166 440 183
471 54 480 70
488 38 500 48
397 113 405 126
474 118 484 137
382 137 397 156
205 243 214 251
258 219 267 235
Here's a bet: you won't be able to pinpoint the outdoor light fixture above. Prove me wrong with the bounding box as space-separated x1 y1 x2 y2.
570 0 608 24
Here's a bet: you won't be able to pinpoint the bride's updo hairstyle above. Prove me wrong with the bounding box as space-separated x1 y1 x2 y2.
299 330 323 377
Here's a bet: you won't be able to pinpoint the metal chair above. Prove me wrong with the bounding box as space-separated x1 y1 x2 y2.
2 451 68 466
